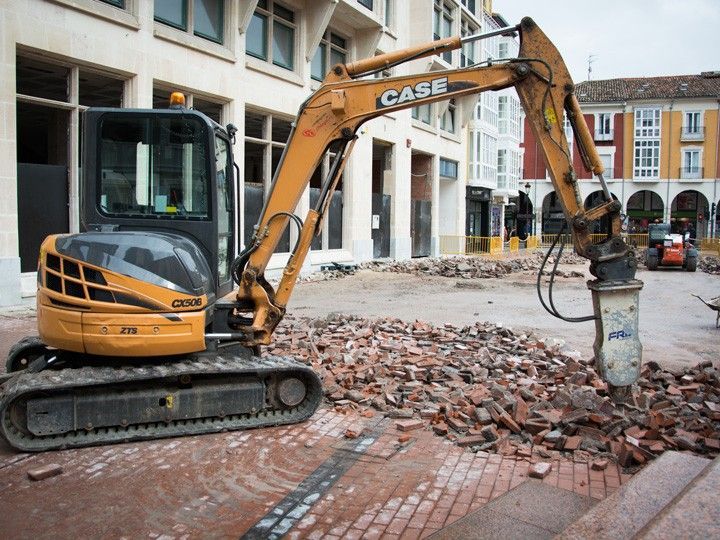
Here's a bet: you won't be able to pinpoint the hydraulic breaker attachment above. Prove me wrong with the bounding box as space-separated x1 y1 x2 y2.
588 279 644 402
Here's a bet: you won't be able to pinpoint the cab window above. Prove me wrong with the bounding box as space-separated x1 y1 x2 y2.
98 114 210 219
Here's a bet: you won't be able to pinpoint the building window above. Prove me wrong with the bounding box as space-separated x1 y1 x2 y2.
634 107 661 138
597 113 612 135
154 0 225 44
101 0 125 7
685 111 701 133
682 111 704 140
482 13 498 61
633 108 661 178
595 112 613 141
412 104 432 125
440 100 456 133
497 149 507 189
311 31 348 81
498 96 507 134
433 0 454 63
498 42 508 59
440 158 458 179
634 140 660 178
481 132 497 183
460 18 478 67
480 92 498 128
498 96 520 139
358 0 373 10
247 0 296 71
598 153 614 179
384 0 393 27
460 0 476 14
681 148 702 179
244 110 294 250
468 131 478 180
508 149 520 192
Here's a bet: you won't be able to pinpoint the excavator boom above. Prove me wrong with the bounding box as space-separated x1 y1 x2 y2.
232 18 642 396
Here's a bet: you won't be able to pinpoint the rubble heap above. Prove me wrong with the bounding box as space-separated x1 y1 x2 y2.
268 315 720 470
699 255 720 275
360 250 586 280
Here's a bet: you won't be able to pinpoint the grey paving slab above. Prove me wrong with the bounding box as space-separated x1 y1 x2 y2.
636 456 720 539
557 451 709 540
429 480 594 540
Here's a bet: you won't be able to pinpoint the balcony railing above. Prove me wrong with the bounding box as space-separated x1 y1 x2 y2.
681 126 705 141
680 166 703 180
594 129 614 141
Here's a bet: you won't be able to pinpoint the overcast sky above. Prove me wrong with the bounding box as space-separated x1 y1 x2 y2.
493 0 720 82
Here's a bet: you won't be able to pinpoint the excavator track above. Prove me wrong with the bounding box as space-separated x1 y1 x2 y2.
0 354 322 452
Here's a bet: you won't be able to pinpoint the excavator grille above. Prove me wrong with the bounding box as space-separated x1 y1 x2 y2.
43 253 115 303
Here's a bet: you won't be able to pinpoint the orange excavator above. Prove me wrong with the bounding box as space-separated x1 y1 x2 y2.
0 18 643 451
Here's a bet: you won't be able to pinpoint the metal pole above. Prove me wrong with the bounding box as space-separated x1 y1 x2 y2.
460 25 520 45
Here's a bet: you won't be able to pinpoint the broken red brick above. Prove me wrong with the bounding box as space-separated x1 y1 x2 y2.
432 423 449 436
396 419 424 432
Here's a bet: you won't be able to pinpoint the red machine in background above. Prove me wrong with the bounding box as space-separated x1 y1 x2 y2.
645 223 698 271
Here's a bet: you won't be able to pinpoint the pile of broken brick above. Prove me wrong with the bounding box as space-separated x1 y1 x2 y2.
359 250 586 280
699 255 720 275
268 314 720 472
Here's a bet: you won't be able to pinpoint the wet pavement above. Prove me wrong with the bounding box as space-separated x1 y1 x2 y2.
0 408 625 539
0 307 624 536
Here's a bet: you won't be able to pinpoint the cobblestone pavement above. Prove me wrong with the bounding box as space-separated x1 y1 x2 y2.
0 407 626 539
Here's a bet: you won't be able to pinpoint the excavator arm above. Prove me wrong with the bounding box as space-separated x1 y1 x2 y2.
231 17 643 398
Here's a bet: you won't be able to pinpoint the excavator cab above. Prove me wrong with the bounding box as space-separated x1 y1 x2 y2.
81 105 237 299
29 105 241 358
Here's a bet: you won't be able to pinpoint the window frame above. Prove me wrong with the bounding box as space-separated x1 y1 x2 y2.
154 0 225 45
481 132 497 183
311 29 349 82
412 103 433 126
685 111 701 133
633 107 661 179
440 99 456 134
596 112 613 140
97 112 213 221
439 157 458 179
433 0 454 63
681 147 702 179
460 17 479 67
246 0 297 72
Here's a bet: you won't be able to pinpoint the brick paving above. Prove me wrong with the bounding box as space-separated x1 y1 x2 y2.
0 309 628 538
0 408 626 538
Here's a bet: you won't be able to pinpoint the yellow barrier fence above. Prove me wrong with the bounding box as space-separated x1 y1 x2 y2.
509 237 519 252
626 234 649 249
526 235 540 249
490 236 503 255
439 235 492 255
700 238 720 255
